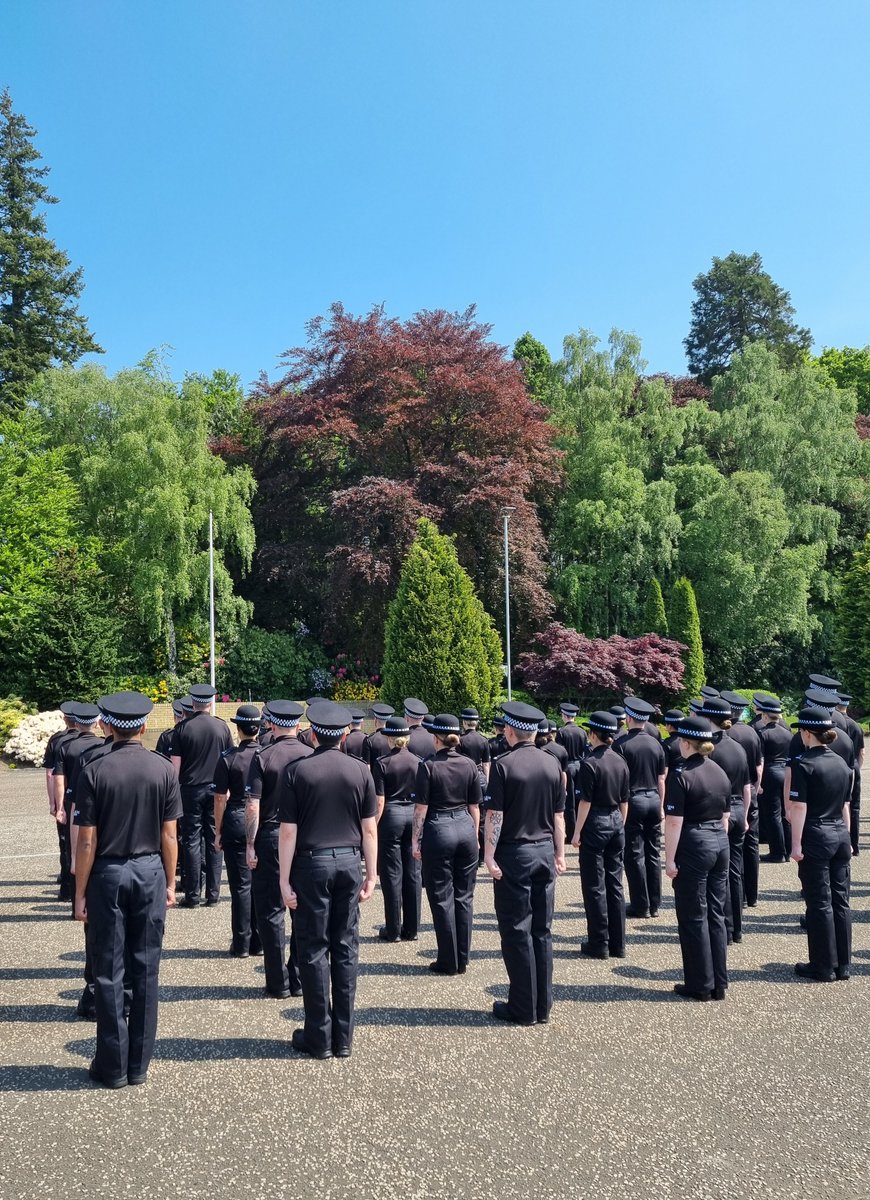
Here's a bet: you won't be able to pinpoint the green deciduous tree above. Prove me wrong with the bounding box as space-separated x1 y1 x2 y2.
0 90 101 412
834 535 870 709
817 345 870 416
380 518 503 721
669 577 705 702
684 252 811 384
641 578 668 637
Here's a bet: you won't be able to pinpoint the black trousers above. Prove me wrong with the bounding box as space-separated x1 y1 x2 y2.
673 822 729 995
798 822 851 975
181 786 222 903
850 773 861 856
624 789 661 915
759 767 789 859
743 790 759 906
87 853 166 1083
493 840 555 1022
252 825 298 993
222 804 261 954
57 817 72 897
724 798 746 940
377 803 421 938
421 809 478 973
564 764 580 843
292 850 363 1054
579 808 625 953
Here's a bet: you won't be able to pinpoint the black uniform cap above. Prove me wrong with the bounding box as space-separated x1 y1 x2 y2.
837 692 852 705
383 716 410 737
306 701 352 735
623 697 655 721
501 700 546 731
306 696 330 706
461 707 480 721
264 700 305 728
699 685 721 699
59 700 77 716
230 704 262 726
584 710 619 736
696 696 732 721
190 684 217 704
97 691 153 729
349 709 365 723
808 673 841 692
674 715 714 740
609 705 626 719
71 702 101 724
371 703 395 719
663 709 686 724
547 720 558 733
403 698 428 718
719 690 748 710
559 702 579 716
179 694 195 712
428 713 461 735
537 718 550 733
171 699 186 716
804 687 837 711
792 705 834 731
492 716 506 729
755 696 783 714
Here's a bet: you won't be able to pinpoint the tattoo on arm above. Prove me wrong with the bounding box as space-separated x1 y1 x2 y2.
245 800 259 845
412 807 426 843
487 811 503 850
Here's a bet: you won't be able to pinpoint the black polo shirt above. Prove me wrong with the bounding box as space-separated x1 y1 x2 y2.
213 739 259 801
54 731 104 781
246 736 313 825
74 741 183 857
459 729 491 768
344 729 366 760
644 721 662 741
155 726 177 759
408 726 436 760
789 746 852 820
297 727 316 749
414 749 482 811
710 732 751 797
759 721 791 767
44 728 76 770
664 755 730 822
613 729 666 792
488 733 509 760
576 746 630 809
371 747 419 805
663 733 683 770
788 729 855 771
543 740 569 773
170 711 233 788
60 733 112 803
258 729 274 748
727 721 762 781
278 746 377 849
556 723 587 762
841 713 865 759
362 729 391 764
485 741 564 841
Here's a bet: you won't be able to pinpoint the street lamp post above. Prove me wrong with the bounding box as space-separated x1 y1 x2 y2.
208 510 216 706
502 507 515 701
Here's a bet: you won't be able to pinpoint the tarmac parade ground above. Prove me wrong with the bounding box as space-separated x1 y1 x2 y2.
1 765 868 1200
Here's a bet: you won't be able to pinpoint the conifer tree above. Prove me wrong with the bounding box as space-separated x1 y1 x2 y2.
0 90 101 412
381 518 503 720
834 534 870 708
641 577 669 637
669 577 705 702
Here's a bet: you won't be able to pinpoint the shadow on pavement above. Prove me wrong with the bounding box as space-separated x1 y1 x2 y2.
0 966 83 980
64 1036 293 1062
0 1065 91 1092
0 1004 77 1022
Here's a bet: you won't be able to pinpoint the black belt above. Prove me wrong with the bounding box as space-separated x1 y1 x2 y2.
685 820 723 829
589 804 618 811
259 819 279 830
386 799 414 806
296 846 359 857
226 795 246 806
807 819 845 826
630 787 658 796
499 837 552 846
427 807 469 817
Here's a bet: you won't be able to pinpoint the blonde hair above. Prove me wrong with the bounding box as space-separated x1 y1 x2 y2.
682 736 715 757
388 735 410 749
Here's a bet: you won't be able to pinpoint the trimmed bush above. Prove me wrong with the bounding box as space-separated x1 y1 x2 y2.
641 578 669 637
669 577 706 703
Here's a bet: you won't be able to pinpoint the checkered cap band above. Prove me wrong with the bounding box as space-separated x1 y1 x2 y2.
624 704 649 722
101 713 147 730
310 722 346 736
429 721 461 734
502 713 541 732
676 724 712 739
179 700 195 711
266 714 300 728
77 715 100 726
586 718 617 733
798 717 833 728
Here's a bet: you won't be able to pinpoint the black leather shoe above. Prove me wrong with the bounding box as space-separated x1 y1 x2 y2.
649 907 659 918
711 987 727 1001
266 987 292 999
746 900 758 908
794 962 835 982
400 931 418 941
609 947 626 959
128 1072 148 1085
836 967 851 981
249 945 264 956
180 897 202 908
580 943 609 959
625 906 650 918
799 915 807 929
76 1000 96 1021
491 1001 536 1026
673 984 710 1001
378 929 400 942
428 962 457 975
88 1060 128 1089
760 854 787 863
230 945 250 958
290 985 303 998
732 933 743 944
205 897 219 907
332 1045 352 1058
291 1029 332 1059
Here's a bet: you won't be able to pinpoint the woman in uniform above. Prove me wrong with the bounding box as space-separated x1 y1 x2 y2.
789 706 853 982
371 716 422 942
757 697 792 862
664 715 731 1001
411 714 482 975
699 697 751 944
571 711 629 959
212 705 262 958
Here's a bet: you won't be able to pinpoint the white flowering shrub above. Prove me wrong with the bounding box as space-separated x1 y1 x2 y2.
4 711 65 766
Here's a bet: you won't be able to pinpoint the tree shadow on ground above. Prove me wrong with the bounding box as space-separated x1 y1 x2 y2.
0 1065 91 1092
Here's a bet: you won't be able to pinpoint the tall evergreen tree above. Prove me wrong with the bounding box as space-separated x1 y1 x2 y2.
0 90 101 412
380 518 503 721
641 578 669 637
834 534 870 709
669 577 705 702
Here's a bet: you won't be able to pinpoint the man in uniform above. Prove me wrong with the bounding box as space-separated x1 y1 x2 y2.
362 702 395 764
344 709 367 759
662 709 686 770
484 700 566 1025
53 703 104 913
488 715 509 760
245 700 313 997
156 699 186 758
170 683 231 907
278 701 378 1059
73 691 182 1088
836 691 864 856
459 708 492 787
613 697 667 919
405 698 435 758
299 697 330 748
44 701 81 900
720 690 762 906
556 702 587 843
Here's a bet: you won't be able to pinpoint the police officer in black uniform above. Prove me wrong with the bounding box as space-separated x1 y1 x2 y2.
699 696 751 943
556 702 587 843
664 715 730 1001
757 696 792 862
170 683 231 906
572 710 629 959
258 707 274 748
719 690 762 907
459 708 492 786
278 701 378 1059
73 691 182 1087
213 705 263 958
789 706 853 982
44 701 78 897
246 700 313 997
298 697 329 748
362 702 395 764
371 716 421 942
156 699 186 758
836 691 864 856
344 709 367 759
538 720 569 790
54 703 104 911
412 714 482 975
662 710 686 770
406 698 436 759
785 690 856 828
614 697 667 919
488 715 509 760
484 701 565 1024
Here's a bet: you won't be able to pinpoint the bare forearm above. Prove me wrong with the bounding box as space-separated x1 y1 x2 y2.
74 832 97 898
361 824 377 881
485 809 503 858
469 803 480 839
245 799 260 846
664 816 682 867
790 803 806 847
412 805 426 846
575 800 591 839
376 795 385 822
278 824 297 886
161 823 178 885
214 794 227 837
554 812 565 859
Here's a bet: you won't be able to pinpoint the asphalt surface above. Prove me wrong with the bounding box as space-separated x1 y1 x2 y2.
1 765 868 1200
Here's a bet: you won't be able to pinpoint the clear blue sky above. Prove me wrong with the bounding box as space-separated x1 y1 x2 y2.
3 1 869 389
